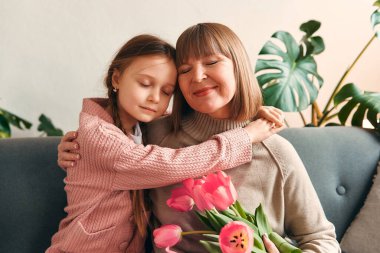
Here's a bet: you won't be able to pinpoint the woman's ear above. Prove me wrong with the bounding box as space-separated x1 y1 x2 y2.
112 69 120 89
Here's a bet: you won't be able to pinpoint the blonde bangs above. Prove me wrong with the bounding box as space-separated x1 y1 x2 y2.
176 24 231 67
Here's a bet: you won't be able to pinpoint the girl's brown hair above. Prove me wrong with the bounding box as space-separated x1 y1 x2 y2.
172 23 262 132
104 34 176 237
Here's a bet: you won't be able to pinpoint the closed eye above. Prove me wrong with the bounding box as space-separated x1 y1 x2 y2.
139 82 150 87
206 61 218 65
178 68 191 74
162 88 174 96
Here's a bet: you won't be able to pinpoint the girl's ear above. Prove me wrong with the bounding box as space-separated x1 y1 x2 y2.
112 69 120 89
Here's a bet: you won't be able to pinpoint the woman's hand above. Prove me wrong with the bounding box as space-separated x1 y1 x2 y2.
255 106 285 128
57 131 80 169
263 233 280 253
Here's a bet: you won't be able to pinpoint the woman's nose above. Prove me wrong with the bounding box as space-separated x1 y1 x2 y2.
192 65 207 83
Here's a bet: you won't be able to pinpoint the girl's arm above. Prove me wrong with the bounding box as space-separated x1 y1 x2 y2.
80 116 283 190
57 106 285 169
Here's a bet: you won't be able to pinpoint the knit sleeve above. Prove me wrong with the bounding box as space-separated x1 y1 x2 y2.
278 139 341 253
111 127 253 190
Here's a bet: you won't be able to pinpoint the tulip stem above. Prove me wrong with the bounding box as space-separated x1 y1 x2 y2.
229 205 241 218
181 230 217 236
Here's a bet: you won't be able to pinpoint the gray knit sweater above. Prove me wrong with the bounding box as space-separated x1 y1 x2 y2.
146 112 340 253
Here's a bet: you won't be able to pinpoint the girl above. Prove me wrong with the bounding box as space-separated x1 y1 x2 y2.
48 34 284 253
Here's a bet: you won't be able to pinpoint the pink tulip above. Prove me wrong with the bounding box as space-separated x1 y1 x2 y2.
167 187 194 212
153 224 182 252
192 182 216 211
219 221 254 253
202 171 237 210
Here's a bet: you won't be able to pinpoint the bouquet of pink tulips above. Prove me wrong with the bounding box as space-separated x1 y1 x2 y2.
153 171 301 253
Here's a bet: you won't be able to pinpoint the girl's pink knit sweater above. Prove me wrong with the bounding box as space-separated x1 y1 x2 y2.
46 98 253 253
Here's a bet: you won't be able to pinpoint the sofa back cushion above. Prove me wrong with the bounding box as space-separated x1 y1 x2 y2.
279 127 379 241
0 137 65 253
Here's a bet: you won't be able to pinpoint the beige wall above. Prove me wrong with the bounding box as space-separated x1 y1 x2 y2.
1 0 379 136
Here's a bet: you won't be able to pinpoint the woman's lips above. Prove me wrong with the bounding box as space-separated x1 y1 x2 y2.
193 86 216 97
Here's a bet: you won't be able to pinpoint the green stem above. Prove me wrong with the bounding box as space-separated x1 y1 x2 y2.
181 230 217 236
324 112 339 123
298 111 307 126
321 34 377 119
229 205 241 217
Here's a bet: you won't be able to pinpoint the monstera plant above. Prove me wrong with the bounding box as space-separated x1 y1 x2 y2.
255 1 380 132
0 107 63 138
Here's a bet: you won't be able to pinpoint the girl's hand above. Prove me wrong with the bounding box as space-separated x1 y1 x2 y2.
255 106 285 128
244 118 285 143
57 131 80 169
263 233 280 253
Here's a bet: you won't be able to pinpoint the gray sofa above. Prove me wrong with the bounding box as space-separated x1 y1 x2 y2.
0 127 379 253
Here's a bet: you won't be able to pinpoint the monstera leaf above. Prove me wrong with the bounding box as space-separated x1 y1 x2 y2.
334 83 380 130
255 20 324 112
372 3 380 37
37 114 63 136
0 107 32 138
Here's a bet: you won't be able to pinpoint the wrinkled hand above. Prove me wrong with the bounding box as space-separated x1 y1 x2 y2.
57 131 80 169
244 118 285 143
263 233 280 253
255 106 285 128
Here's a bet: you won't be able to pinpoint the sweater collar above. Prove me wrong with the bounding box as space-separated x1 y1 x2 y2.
181 112 250 142
82 98 114 124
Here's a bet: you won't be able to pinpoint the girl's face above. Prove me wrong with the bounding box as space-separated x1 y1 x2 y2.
177 54 236 119
112 55 177 128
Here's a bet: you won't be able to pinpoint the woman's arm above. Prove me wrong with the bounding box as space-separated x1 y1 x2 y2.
280 142 340 252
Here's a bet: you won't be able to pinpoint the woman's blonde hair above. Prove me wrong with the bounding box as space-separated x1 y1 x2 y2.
172 23 262 132
104 34 176 237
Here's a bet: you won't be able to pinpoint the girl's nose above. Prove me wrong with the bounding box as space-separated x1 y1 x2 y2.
148 88 160 103
192 65 207 83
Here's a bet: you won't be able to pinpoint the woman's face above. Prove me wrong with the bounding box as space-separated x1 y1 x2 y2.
112 55 177 128
177 54 236 119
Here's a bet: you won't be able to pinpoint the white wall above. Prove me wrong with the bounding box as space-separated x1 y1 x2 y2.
1 0 379 137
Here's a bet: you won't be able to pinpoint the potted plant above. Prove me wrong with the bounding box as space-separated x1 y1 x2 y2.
255 1 380 132
0 107 63 138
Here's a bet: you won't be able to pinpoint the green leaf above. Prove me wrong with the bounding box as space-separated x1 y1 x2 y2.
309 36 325 55
202 234 219 242
233 201 247 219
252 246 268 253
195 211 214 230
300 20 321 37
205 210 223 232
0 114 11 138
333 83 361 105
0 107 32 130
371 9 380 37
374 1 380 8
37 114 63 136
269 232 302 253
199 240 222 253
255 204 273 236
334 83 380 129
255 31 323 112
209 210 234 228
